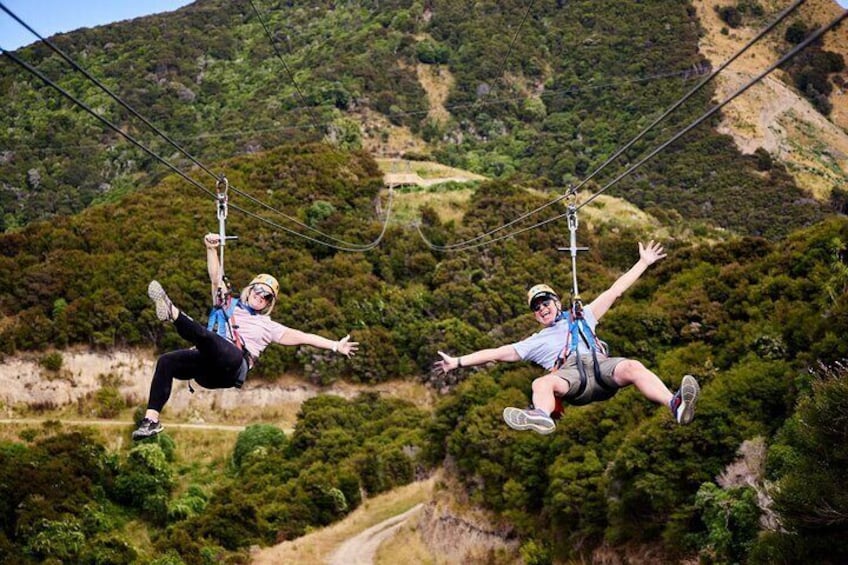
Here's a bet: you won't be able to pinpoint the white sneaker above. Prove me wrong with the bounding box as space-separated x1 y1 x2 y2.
148 280 175 322
670 375 700 425
503 407 556 435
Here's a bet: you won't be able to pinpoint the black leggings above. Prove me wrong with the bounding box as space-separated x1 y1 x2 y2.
146 312 244 412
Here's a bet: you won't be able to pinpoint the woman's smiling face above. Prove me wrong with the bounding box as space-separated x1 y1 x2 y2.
248 284 274 309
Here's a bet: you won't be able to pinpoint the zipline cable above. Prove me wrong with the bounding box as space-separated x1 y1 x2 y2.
0 1 392 251
417 0 809 251
229 191 394 252
419 8 848 252
1 43 395 252
492 0 538 87
3 64 710 155
0 46 217 200
247 0 325 136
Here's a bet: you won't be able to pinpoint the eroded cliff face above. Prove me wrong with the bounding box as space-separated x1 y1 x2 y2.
415 500 520 562
0 349 353 422
693 0 848 199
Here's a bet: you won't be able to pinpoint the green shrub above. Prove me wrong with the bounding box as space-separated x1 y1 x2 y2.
114 443 174 514
39 351 63 372
695 483 760 562
760 362 848 562
232 424 287 470
93 386 125 418
23 518 85 562
520 539 552 565
168 485 208 522
79 535 138 565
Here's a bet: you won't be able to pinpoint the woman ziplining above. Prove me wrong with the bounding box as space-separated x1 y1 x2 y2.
133 233 359 440
433 205 700 435
132 180 359 439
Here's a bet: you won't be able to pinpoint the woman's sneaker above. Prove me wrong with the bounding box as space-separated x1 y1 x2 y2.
670 375 700 425
148 280 175 322
503 407 556 435
132 418 164 440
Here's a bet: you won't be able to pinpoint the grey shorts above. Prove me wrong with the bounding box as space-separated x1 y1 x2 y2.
553 354 625 406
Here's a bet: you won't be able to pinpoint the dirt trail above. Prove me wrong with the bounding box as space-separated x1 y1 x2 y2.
250 479 434 565
326 503 424 565
0 418 248 432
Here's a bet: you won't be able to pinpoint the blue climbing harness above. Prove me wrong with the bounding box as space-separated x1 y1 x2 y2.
553 304 616 401
207 297 240 340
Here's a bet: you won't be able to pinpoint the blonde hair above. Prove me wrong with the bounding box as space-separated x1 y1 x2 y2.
240 284 276 315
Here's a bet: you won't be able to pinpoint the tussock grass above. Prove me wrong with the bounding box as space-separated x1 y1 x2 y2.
391 188 474 227
374 520 435 564
376 158 485 182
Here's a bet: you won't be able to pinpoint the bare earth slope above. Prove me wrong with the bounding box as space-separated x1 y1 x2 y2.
693 0 848 199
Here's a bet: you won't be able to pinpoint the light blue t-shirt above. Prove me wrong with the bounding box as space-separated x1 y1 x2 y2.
512 307 600 370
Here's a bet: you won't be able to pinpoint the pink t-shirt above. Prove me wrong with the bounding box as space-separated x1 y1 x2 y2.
230 307 287 359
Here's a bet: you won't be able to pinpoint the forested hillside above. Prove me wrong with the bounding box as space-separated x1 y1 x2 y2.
2 0 843 235
1 140 847 562
2 1 848 563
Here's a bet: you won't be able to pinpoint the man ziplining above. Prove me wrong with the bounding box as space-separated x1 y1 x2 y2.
434 240 700 435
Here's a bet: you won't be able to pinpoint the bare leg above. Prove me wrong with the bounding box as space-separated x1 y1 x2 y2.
531 373 571 414
611 359 673 405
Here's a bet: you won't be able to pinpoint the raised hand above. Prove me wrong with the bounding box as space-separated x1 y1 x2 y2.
204 233 221 249
433 350 459 375
639 240 667 266
336 334 359 358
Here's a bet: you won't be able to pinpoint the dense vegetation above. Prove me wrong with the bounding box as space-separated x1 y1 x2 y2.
1 0 847 562
0 0 837 236
426 217 848 562
1 140 847 562
0 394 430 563
780 18 846 116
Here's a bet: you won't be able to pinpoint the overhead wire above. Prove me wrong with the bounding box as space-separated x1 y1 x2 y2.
417 7 848 252
229 196 392 252
247 0 325 135
3 64 709 156
0 1 391 251
0 46 217 200
417 0 809 251
491 0 538 87
1 44 393 252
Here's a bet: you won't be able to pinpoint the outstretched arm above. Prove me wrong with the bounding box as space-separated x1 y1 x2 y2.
588 240 666 320
204 233 226 304
433 344 521 374
276 329 359 358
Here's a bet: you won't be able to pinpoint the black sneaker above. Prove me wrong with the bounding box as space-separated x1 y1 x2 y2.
503 406 556 435
670 375 700 425
148 280 175 322
132 418 164 440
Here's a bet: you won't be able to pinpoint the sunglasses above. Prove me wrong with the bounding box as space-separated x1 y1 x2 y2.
253 286 274 300
532 298 554 312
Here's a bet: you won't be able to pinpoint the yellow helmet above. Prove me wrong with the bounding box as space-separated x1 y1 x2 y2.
527 284 559 309
249 274 279 298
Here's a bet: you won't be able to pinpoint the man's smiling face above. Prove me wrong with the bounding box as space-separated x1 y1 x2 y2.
532 297 560 326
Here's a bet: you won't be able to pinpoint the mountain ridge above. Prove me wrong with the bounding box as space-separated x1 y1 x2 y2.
2 0 843 235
